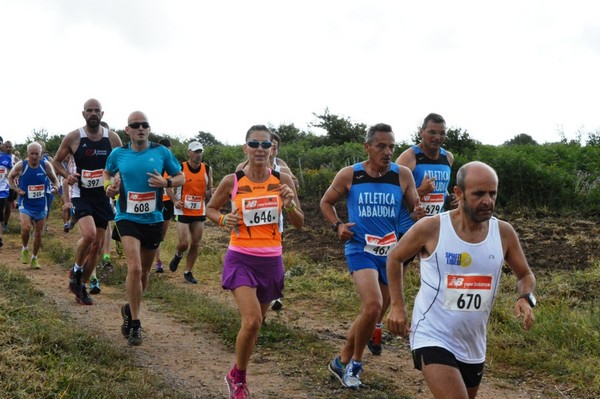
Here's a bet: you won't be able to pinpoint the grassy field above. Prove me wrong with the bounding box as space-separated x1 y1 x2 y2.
1 211 600 398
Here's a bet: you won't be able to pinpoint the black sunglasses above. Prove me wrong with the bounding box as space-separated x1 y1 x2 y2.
247 140 272 149
128 122 150 129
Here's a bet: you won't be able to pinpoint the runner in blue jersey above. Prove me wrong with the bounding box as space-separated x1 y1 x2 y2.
0 141 13 247
104 110 184 346
367 113 460 355
53 98 123 305
321 123 424 389
8 142 59 269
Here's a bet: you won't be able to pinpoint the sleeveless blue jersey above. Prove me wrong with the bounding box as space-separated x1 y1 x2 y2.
399 146 452 233
18 160 48 214
345 162 403 256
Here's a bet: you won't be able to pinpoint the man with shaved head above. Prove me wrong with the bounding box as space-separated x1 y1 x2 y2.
53 98 123 305
386 161 537 399
104 111 184 346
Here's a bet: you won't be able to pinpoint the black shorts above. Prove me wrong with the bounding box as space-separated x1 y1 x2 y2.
113 220 163 250
0 198 5 222
72 197 114 230
413 346 484 388
7 189 17 202
162 200 174 221
174 214 206 224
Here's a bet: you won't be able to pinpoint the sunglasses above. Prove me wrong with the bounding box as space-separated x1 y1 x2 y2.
247 140 272 149
128 122 150 129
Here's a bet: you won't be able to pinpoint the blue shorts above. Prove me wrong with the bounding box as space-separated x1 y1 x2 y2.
345 252 388 285
19 207 47 222
222 249 284 304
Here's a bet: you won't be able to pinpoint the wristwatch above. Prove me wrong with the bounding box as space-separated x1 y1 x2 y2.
166 178 172 188
517 293 537 308
332 221 343 232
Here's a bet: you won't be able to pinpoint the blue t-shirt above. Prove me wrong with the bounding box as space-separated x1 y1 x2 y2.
105 142 181 224
345 162 403 257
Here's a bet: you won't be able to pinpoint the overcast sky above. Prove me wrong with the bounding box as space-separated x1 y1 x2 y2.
1 0 600 147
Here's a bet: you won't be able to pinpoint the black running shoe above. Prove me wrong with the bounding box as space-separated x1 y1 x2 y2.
184 272 198 284
121 304 132 338
169 254 182 272
271 299 283 311
79 285 93 305
128 322 142 346
68 269 83 302
367 327 383 356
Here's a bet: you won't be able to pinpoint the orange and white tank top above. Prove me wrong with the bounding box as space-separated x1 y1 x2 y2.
229 169 282 256
173 161 208 216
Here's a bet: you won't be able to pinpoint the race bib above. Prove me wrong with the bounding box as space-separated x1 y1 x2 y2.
422 193 445 216
443 274 494 312
81 169 104 188
242 196 279 227
126 191 156 214
364 231 397 256
27 184 45 199
0 166 7 180
183 194 203 210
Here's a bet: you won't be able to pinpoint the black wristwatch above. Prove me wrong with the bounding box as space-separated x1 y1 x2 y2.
517 293 537 308
166 178 172 188
332 221 343 232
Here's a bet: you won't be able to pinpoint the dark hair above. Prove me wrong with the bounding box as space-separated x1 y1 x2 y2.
270 131 281 146
245 125 271 141
365 123 393 144
159 138 172 148
421 113 445 129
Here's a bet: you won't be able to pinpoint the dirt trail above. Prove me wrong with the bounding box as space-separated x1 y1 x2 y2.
0 214 579 399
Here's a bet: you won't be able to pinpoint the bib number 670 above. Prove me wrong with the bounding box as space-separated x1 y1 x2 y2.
457 293 481 310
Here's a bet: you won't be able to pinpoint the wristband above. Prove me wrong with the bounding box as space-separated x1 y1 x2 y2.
166 178 172 188
284 201 297 212
103 180 111 191
218 214 225 226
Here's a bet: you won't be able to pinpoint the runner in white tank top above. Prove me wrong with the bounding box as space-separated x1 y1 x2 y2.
386 161 536 399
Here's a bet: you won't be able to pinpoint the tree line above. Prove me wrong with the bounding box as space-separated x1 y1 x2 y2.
18 109 600 216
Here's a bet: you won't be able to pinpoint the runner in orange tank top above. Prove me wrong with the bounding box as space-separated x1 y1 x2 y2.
167 141 214 284
206 125 303 399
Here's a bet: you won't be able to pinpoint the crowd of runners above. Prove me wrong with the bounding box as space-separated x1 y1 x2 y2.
0 100 536 399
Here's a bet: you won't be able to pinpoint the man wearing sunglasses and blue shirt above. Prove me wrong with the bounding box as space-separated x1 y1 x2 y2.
104 111 184 345
53 98 123 306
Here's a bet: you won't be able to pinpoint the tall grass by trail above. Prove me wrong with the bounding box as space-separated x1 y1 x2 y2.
0 265 189 399
6 212 600 399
